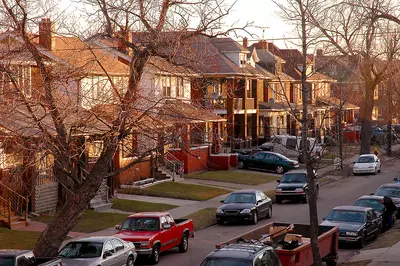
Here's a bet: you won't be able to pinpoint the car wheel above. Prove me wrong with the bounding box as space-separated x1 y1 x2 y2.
252 211 258 225
378 166 381 173
150 245 160 265
266 205 272 219
303 192 309 204
178 234 189 253
276 166 284 174
126 256 134 266
374 167 377 175
238 161 247 169
359 233 366 248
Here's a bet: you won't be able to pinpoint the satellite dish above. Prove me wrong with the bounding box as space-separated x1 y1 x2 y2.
211 92 219 100
269 98 275 104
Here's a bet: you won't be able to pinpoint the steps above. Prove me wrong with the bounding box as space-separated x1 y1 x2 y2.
0 182 29 229
0 206 28 229
89 179 112 211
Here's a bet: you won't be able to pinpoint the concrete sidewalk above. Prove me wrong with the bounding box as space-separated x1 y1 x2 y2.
347 240 400 265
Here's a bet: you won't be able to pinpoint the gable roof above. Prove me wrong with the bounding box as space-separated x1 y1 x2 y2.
210 38 249 53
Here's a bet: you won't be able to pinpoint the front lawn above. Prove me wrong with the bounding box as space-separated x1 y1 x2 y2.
0 227 41 249
112 198 177 213
183 208 217 231
34 210 129 233
187 171 278 185
119 182 230 201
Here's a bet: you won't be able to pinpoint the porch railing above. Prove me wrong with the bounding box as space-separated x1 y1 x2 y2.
158 151 184 181
0 182 28 228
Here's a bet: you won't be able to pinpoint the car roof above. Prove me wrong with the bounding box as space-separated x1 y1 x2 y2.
0 250 31 257
359 154 375 157
208 243 274 260
231 189 259 194
379 183 400 188
358 195 384 201
128 212 169 218
333 206 372 211
68 236 118 243
285 169 308 174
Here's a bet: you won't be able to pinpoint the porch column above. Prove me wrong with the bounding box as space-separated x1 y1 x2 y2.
240 115 247 139
252 113 258 144
182 124 190 150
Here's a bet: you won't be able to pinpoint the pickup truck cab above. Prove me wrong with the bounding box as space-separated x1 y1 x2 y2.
0 250 62 266
114 212 194 264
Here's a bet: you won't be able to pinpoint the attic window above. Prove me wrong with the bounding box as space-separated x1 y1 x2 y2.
240 54 247 67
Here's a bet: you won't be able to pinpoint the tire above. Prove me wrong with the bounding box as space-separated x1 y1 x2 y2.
217 220 224 225
276 198 282 204
126 256 134 266
238 161 247 169
266 205 272 219
359 234 366 248
252 211 258 225
353 172 358 176
150 245 160 264
178 234 189 253
374 168 377 175
378 166 381 173
303 192 309 204
276 166 284 174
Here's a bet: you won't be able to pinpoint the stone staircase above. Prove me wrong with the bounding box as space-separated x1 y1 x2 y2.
156 151 184 182
89 179 112 211
0 182 29 229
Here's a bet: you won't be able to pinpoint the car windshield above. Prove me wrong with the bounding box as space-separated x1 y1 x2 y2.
326 210 366 223
357 156 375 163
376 187 400 198
281 173 306 183
121 217 160 231
354 199 384 212
224 193 256 204
277 154 291 161
200 258 252 266
58 241 103 259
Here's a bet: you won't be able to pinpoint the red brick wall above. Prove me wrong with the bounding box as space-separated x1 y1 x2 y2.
168 146 210 174
208 155 230 171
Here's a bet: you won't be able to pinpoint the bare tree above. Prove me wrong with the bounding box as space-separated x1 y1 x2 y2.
0 0 241 257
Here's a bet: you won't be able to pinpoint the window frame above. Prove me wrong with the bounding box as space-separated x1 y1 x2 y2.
111 238 125 252
161 76 172 97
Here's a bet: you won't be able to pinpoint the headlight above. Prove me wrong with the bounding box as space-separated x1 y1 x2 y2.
295 188 304 193
141 241 151 248
216 208 224 214
240 209 251 214
345 232 358 236
275 188 282 193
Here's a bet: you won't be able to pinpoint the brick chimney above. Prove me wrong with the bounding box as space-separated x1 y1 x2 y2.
243 37 248 48
117 28 132 55
316 49 323 57
258 40 268 50
39 18 54 50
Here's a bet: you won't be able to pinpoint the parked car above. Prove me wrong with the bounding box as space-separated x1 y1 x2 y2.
238 151 299 174
259 135 324 161
321 206 381 248
0 250 62 266
374 183 400 217
352 154 381 175
58 236 136 266
114 212 194 264
380 125 400 143
275 169 319 204
200 243 281 266
216 190 273 225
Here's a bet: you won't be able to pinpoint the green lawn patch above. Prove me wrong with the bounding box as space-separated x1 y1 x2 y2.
183 208 217 231
0 227 41 249
264 190 276 203
119 182 230 201
187 171 278 185
112 198 177 213
34 210 129 233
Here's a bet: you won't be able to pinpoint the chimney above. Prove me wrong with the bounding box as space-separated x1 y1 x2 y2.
39 18 54 50
117 28 131 55
243 37 248 48
258 40 268 50
316 49 323 57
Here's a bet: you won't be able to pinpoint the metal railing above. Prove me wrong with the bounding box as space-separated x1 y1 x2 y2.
158 151 184 181
0 182 28 228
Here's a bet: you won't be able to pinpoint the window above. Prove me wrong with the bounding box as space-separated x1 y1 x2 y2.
161 76 171 97
80 76 113 108
104 241 114 254
111 238 125 252
253 153 265 159
122 134 138 158
160 216 168 227
240 53 247 66
280 84 286 101
58 242 103 258
256 193 262 202
88 141 104 158
166 215 175 225
121 217 160 231
270 83 276 99
176 77 184 97
374 86 379 99
297 84 302 100
1 66 32 98
112 76 129 96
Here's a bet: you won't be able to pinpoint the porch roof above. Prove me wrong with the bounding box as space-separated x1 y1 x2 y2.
316 96 360 110
259 101 290 111
158 100 226 124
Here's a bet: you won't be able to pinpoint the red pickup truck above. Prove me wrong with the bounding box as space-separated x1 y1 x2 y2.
114 212 194 264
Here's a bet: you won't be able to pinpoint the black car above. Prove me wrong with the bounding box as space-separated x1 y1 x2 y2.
374 183 400 217
275 169 319 204
238 151 299 174
200 243 281 266
216 190 273 225
321 206 381 248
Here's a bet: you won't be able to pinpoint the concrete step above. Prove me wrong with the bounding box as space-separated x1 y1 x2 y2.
90 202 113 212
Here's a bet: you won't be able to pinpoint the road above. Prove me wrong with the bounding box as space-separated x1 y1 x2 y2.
134 162 400 266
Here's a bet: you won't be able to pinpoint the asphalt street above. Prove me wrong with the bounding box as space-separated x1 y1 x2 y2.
136 162 400 266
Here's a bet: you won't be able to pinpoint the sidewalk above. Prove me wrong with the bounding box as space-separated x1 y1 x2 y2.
347 240 400 265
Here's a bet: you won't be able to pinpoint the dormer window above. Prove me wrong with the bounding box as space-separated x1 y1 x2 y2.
275 63 282 74
240 53 247 67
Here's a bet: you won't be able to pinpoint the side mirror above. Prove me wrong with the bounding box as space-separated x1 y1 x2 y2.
115 225 121 230
370 192 375 195
322 217 326 221
220 200 225 203
103 251 112 259
162 223 171 230
276 179 281 183
394 178 398 182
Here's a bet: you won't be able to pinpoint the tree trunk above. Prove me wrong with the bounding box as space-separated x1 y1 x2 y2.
307 163 321 265
386 88 393 157
33 144 117 257
387 120 392 157
360 82 375 155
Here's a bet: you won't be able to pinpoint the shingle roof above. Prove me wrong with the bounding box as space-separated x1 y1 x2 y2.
210 38 249 53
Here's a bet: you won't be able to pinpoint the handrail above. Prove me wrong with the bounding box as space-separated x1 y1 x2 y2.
0 182 29 223
0 182 26 200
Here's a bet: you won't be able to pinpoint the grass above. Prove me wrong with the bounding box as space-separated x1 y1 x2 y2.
183 208 217 231
0 227 41 249
34 210 129 233
119 182 230 201
112 198 178 213
186 171 278 185
264 190 276 203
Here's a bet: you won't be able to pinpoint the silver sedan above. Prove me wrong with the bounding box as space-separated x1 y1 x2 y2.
58 236 137 266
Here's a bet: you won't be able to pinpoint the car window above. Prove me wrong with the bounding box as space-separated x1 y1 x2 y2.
224 193 256 204
121 217 160 231
256 193 262 202
253 153 265 159
280 173 306 183
160 216 168 227
357 156 375 163
270 155 279 161
111 238 125 252
371 210 377 220
259 192 267 200
254 249 281 266
286 138 297 150
104 240 114 254
327 210 366 223
366 211 373 221
354 199 385 212
58 241 103 259
0 257 14 266
16 255 36 266
376 187 400 198
166 215 175 225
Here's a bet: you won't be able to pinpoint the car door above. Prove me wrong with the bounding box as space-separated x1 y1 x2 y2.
251 152 267 169
257 192 269 216
269 154 281 170
370 210 381 233
365 210 377 238
166 214 180 247
255 192 265 216
111 238 127 266
375 155 381 170
159 216 176 252
102 240 117 266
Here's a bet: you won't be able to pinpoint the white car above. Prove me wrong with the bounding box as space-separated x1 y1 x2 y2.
353 154 381 175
